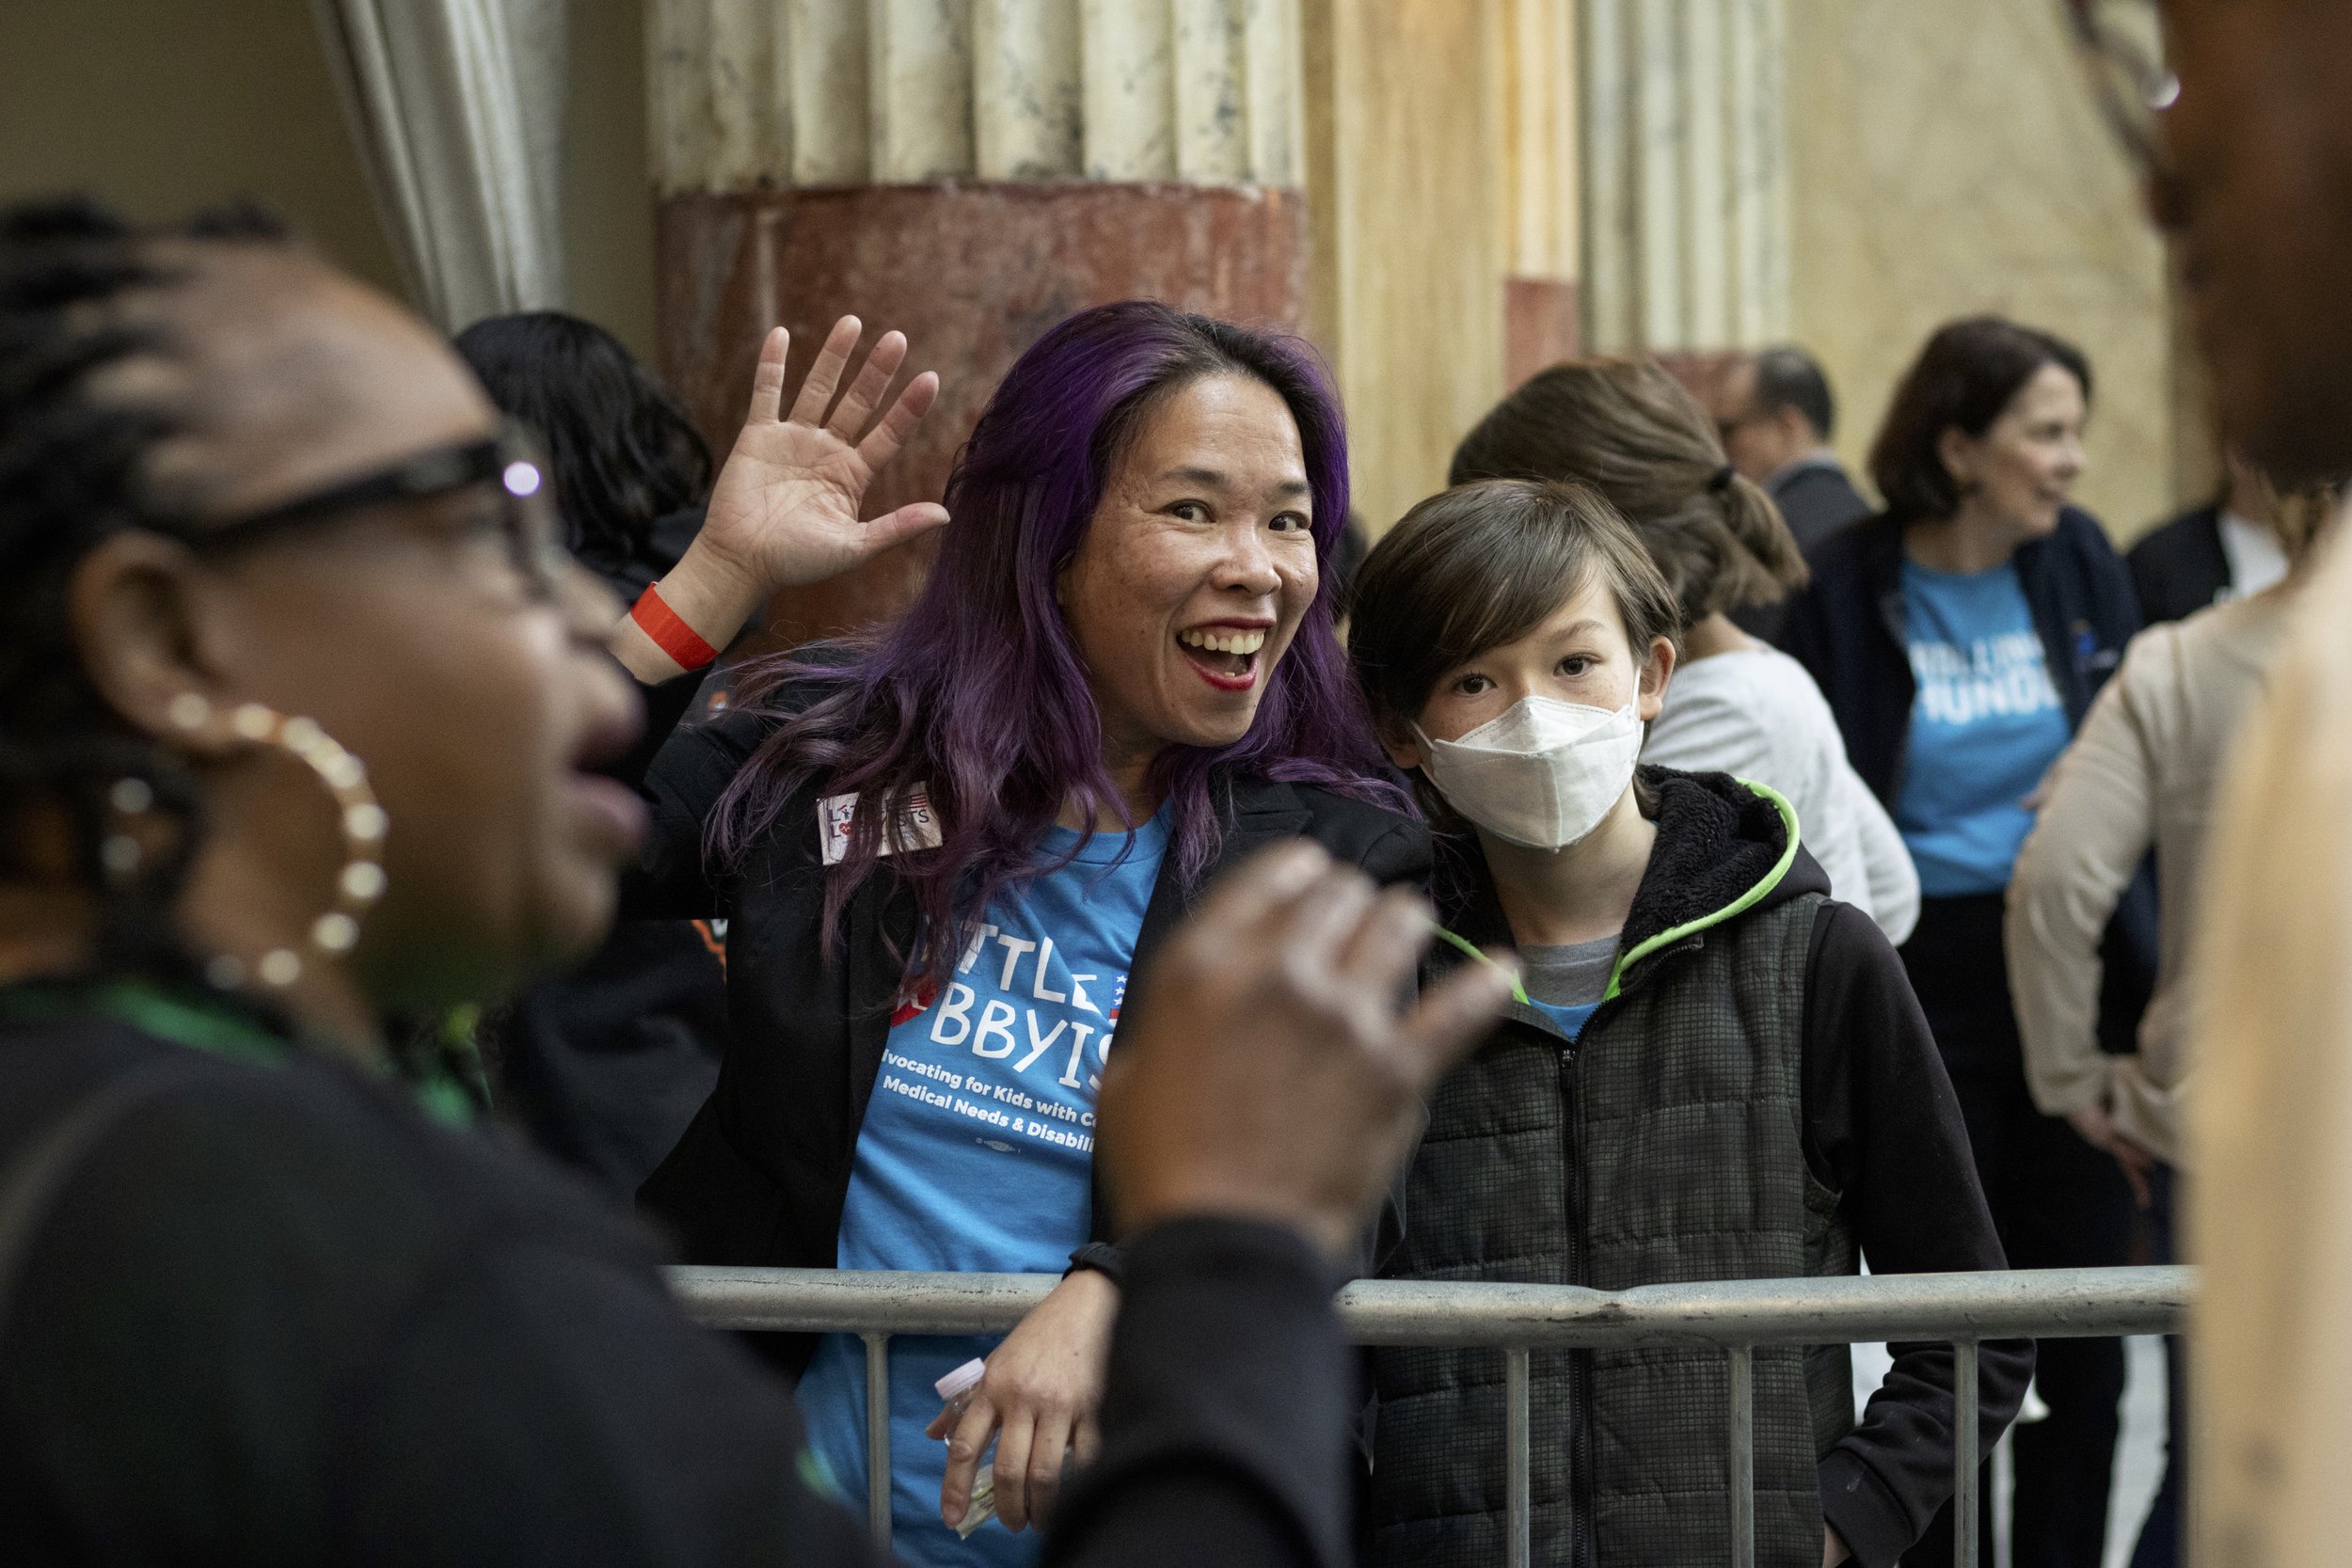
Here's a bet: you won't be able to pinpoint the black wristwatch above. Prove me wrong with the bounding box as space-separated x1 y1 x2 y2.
1064 1241 1126 1289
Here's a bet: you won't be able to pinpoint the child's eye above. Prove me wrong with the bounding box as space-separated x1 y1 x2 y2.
1558 656 1595 678
1454 673 1494 696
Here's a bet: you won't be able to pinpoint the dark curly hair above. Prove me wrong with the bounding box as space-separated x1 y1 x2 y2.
0 194 295 974
453 311 710 581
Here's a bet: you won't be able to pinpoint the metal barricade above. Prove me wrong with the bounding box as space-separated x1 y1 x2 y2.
670 1263 2193 1568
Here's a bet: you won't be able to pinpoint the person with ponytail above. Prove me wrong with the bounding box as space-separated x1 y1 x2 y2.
1448 356 1919 942
0 197 1506 1567
602 302 1424 1565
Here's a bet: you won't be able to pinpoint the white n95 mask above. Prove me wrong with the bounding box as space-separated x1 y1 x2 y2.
1414 695 1644 850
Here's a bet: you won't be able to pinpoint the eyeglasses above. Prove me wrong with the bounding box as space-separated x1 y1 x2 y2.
168 421 570 598
2064 0 2180 188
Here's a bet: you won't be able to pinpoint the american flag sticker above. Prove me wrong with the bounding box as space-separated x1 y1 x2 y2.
819 785 944 866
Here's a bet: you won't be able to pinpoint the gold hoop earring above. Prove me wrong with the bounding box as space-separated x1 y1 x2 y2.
167 695 387 991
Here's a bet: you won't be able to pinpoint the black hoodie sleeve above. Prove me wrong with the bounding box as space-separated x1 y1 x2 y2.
1801 900 2035 1568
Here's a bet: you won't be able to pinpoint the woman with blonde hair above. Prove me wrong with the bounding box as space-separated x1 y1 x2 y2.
2007 471 2340 1568
1450 356 1919 942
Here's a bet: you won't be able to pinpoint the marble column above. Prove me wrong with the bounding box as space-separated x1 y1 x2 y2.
1580 0 1789 357
646 0 1308 647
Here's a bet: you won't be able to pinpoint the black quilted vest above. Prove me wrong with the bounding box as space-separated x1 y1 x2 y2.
1367 771 1856 1568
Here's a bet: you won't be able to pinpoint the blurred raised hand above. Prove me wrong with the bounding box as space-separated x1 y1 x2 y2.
1097 842 1517 1259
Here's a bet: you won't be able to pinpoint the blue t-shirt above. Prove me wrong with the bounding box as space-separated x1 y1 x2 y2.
1894 560 2074 896
1528 1000 1600 1039
799 809 1170 1567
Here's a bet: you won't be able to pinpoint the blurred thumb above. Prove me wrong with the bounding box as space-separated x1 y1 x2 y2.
1395 955 1517 1092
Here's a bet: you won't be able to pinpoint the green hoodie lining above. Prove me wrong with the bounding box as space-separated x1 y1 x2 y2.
1600 777 1800 1001
1436 776 1802 1008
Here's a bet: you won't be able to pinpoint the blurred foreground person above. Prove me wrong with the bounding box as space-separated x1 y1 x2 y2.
2090 0 2352 1560
453 310 731 1198
0 197 1512 1566
1780 316 2149 1567
1451 356 1919 943
2128 447 2292 626
2008 476 2337 1568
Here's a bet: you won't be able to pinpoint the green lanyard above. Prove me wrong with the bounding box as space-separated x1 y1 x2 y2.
0 979 479 1129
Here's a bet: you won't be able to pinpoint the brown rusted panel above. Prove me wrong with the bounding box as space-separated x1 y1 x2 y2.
657 182 1309 653
1503 276 1581 389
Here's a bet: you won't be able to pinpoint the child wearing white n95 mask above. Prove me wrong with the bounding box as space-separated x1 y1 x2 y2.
1345 477 2030 1568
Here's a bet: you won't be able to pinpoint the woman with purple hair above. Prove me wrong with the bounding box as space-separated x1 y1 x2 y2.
606 302 1423 1565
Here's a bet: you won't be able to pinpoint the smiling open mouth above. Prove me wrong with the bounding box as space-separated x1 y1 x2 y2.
1177 626 1267 690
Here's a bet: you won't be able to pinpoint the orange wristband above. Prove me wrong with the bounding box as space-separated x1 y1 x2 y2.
629 582 719 672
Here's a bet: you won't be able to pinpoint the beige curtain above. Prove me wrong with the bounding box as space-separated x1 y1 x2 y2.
310 0 567 329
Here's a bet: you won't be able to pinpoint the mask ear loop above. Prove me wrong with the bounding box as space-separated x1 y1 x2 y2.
1432 926 1531 1007
163 696 387 993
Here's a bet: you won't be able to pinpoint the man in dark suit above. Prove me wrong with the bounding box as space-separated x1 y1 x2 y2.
1714 345 1875 639
2128 448 2290 625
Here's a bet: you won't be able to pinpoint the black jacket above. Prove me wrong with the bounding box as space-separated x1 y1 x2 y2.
2127 501 2233 626
1380 773 2029 1568
1775 507 2140 803
1772 456 1877 557
621 672 1429 1352
0 994 1362 1568
485 504 731 1200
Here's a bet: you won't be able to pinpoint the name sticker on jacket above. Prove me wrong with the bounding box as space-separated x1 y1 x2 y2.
819 786 943 865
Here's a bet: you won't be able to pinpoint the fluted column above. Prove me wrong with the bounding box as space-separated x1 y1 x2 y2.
647 0 1308 645
1501 0 1581 389
1580 0 1789 356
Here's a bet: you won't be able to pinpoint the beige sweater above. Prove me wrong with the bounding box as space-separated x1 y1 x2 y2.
2005 588 2293 1165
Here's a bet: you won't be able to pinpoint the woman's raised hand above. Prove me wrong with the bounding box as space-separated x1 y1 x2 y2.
703 317 946 593
611 317 947 682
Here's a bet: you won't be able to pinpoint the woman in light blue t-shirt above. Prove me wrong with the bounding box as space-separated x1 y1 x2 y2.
1780 316 2152 1568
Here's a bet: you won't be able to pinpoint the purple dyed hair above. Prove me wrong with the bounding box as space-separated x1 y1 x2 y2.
712 300 1406 978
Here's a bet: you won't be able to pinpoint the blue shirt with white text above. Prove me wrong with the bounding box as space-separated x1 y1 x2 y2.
799 809 1169 1567
1894 560 2074 896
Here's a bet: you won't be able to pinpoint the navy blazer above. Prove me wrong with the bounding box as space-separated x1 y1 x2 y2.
1776 505 2142 804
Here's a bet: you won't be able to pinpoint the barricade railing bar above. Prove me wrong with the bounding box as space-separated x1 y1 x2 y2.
669 1264 2194 1568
